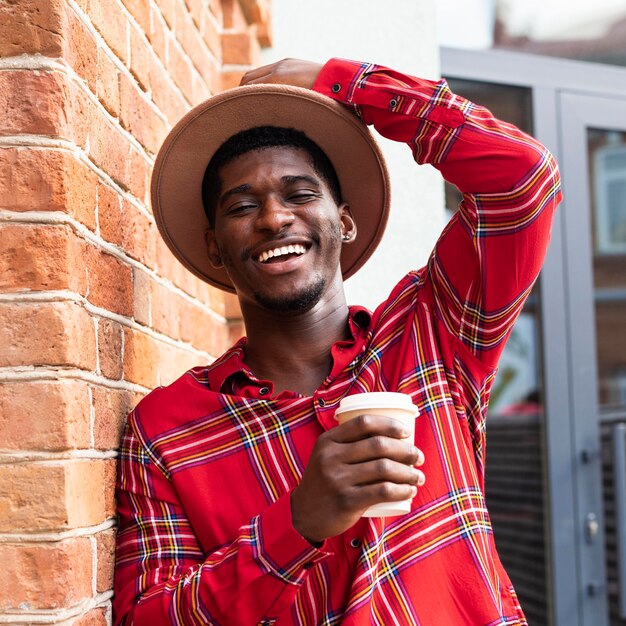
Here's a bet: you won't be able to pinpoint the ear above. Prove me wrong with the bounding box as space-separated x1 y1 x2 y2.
339 203 357 243
205 229 223 268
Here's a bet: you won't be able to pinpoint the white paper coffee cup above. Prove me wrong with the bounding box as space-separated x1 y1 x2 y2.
335 392 419 517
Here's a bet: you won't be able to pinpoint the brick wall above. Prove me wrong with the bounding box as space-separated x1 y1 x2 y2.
0 1 269 623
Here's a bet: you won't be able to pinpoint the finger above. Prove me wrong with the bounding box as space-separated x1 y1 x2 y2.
346 458 425 488
332 413 413 444
350 482 420 510
341 436 421 466
240 68 275 86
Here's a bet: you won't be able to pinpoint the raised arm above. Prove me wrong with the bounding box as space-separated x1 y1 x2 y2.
311 58 562 367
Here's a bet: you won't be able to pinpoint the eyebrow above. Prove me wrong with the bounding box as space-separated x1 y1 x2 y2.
219 175 322 205
219 184 251 205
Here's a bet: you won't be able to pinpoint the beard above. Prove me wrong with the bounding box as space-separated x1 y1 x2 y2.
252 274 326 313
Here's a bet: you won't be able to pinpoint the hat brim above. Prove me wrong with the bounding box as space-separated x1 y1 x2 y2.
151 83 390 293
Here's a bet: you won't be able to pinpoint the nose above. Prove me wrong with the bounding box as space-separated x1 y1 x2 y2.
254 197 295 233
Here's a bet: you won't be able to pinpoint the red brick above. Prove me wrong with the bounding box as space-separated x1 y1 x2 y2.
86 0 128 62
0 148 98 230
87 246 134 317
121 0 150 33
155 236 202 299
92 385 139 449
0 460 108 531
0 538 92 610
158 0 177 29
192 69 212 105
208 0 223 24
127 147 151 205
0 223 88 294
149 55 189 124
0 381 91 451
65 7 98 93
98 317 124 379
0 301 96 369
222 0 248 30
148 5 169 64
202 9 222 60
221 31 259 65
183 0 204 29
257 14 272 48
88 107 149 202
150 280 182 339
123 326 160 387
176 1 216 88
103 459 117 517
66 460 114 528
229 319 245 345
224 292 242 319
72 608 109 626
221 69 245 91
67 81 93 150
99 186 156 266
96 48 121 117
167 37 195 100
96 528 116 593
178 297 229 356
88 110 132 191
0 70 70 138
129 26 151 92
119 73 168 155
157 341 203 386
0 0 66 57
132 267 152 326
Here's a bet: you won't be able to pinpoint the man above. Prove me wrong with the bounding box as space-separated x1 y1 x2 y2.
114 58 561 625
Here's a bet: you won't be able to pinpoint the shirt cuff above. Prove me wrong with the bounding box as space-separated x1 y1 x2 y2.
313 57 465 129
254 492 330 585
313 58 367 105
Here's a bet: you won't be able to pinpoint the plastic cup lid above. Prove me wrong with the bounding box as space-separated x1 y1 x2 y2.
335 392 418 416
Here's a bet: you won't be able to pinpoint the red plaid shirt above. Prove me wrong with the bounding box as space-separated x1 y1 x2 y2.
114 59 561 625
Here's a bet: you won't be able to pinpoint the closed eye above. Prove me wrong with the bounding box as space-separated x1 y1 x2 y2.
287 191 320 204
226 201 257 216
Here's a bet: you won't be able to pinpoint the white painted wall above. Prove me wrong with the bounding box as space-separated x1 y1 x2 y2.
262 0 445 310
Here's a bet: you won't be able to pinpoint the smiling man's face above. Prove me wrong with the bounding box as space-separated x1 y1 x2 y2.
206 146 355 313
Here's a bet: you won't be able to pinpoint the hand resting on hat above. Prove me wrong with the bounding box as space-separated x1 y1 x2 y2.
240 57 323 90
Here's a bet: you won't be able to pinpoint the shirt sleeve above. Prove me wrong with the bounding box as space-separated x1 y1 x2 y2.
113 413 329 626
313 58 562 368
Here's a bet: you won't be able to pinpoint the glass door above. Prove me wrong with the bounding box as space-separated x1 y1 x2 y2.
443 46 626 626
560 93 626 626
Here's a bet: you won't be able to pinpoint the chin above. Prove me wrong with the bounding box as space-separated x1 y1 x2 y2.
253 277 326 313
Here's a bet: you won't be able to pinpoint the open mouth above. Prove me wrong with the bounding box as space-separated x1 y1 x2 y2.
256 243 308 264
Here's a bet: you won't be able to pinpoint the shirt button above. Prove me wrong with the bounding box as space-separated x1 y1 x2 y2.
390 98 398 107
303 561 314 569
317 398 326 407
331 83 342 93
350 537 362 549
259 386 269 396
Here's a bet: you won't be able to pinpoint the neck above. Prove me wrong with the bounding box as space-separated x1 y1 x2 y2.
240 283 350 396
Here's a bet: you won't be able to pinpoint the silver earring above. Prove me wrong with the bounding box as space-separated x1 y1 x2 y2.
342 234 350 241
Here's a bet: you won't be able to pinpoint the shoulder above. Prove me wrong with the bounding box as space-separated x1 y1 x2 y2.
370 268 431 324
131 367 218 440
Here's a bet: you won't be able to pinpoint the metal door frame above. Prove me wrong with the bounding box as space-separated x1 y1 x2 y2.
442 46 626 626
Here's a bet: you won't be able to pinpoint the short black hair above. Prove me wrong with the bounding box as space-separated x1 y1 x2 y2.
201 126 342 226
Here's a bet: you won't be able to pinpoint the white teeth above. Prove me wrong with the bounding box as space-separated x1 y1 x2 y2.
257 244 307 263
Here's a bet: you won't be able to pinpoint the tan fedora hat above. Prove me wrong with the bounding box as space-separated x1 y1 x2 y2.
151 83 390 293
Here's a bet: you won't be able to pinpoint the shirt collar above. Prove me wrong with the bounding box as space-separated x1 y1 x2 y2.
205 305 372 394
